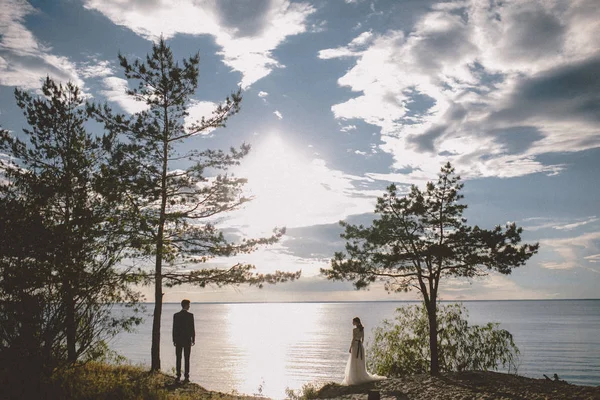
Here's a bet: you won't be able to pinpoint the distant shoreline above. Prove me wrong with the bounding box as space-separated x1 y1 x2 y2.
145 298 600 305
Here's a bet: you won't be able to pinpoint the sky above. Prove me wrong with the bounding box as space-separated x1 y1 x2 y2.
1 0 599 302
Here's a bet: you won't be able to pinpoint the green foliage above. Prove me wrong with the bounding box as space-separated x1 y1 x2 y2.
285 382 324 400
368 303 520 376
0 78 143 380
325 163 539 293
90 37 299 371
92 37 291 280
323 162 537 374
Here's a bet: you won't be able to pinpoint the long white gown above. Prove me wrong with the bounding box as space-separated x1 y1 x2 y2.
341 327 386 385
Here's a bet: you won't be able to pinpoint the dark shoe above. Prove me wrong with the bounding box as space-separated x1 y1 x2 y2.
183 378 190 384
175 377 181 384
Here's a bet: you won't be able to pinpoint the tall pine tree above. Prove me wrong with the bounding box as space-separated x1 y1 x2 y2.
92 38 299 371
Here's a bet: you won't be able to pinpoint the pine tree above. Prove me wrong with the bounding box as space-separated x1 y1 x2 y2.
0 78 142 370
92 38 299 371
323 162 538 375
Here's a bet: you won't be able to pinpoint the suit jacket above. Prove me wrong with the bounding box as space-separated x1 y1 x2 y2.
173 310 195 346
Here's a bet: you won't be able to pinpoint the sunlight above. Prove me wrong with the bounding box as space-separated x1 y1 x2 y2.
223 303 323 398
228 133 369 235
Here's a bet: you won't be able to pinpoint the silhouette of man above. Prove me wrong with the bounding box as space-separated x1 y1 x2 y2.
173 299 195 383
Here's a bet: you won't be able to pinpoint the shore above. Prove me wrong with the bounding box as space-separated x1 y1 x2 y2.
157 370 600 400
309 371 600 400
6 364 599 400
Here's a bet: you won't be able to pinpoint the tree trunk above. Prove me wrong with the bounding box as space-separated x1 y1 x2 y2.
150 268 163 371
427 300 439 375
151 78 171 372
65 284 77 362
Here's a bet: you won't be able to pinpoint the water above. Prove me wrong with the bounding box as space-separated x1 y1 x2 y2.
110 300 600 398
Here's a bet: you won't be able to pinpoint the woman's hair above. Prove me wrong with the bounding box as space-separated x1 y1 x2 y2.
353 317 364 331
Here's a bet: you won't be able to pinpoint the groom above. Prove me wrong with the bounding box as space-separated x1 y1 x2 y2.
173 299 195 383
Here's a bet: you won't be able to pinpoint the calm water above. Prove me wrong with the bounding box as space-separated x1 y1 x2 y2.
110 300 600 398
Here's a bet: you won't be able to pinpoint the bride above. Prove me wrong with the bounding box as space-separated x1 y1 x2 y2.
341 317 386 385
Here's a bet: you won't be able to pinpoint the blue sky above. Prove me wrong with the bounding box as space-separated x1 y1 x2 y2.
1 0 599 302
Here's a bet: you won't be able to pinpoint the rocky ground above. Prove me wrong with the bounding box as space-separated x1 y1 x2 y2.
311 371 600 400
154 372 262 399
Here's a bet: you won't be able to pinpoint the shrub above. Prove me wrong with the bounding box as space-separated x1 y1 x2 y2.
285 382 324 400
368 303 519 376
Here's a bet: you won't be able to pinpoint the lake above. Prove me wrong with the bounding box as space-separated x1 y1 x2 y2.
110 300 600 398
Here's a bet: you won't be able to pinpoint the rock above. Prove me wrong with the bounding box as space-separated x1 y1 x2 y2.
367 390 380 400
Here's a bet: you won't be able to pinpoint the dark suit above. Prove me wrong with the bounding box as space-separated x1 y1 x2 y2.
173 309 195 379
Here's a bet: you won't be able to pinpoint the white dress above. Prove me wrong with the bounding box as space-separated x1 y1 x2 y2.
341 327 386 385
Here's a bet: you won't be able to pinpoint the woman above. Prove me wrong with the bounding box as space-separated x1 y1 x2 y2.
341 317 386 385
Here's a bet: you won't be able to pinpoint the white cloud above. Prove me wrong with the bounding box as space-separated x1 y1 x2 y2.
0 0 83 90
522 216 599 232
539 231 600 271
441 274 551 300
319 0 600 181
100 76 148 114
340 124 357 133
185 100 220 135
83 0 316 89
258 91 269 97
79 59 114 78
584 254 600 263
273 110 283 120
554 217 599 231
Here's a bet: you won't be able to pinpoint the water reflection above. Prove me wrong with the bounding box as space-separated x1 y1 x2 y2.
110 301 600 398
224 303 321 397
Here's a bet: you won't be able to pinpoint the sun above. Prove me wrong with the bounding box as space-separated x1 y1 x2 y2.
224 132 374 240
227 133 308 233
225 133 325 235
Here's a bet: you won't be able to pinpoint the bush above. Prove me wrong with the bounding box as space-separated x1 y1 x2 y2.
368 303 519 376
285 382 325 400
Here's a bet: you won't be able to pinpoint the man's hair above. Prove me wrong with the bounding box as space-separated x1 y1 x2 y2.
181 299 191 308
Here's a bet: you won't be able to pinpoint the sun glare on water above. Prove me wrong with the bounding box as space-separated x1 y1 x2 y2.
222 303 323 398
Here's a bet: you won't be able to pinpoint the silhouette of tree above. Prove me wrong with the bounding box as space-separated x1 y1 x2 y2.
322 162 538 375
91 38 300 371
0 79 142 377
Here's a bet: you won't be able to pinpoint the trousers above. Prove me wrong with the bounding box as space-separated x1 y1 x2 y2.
175 343 191 378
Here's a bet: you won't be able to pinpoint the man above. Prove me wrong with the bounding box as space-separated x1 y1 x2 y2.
173 299 195 383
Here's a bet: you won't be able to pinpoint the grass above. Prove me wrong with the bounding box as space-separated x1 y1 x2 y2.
1 362 260 400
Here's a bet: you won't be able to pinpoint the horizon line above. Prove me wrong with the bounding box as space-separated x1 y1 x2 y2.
141 298 600 304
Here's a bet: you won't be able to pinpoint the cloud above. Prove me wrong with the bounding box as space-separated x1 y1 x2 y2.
79 59 114 79
441 273 551 300
554 217 599 231
0 0 83 90
522 216 599 232
258 91 269 97
100 76 149 114
100 77 220 122
539 231 600 271
317 30 376 60
319 0 600 181
340 124 357 133
83 0 316 88
273 110 283 120
185 100 220 135
584 254 600 263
